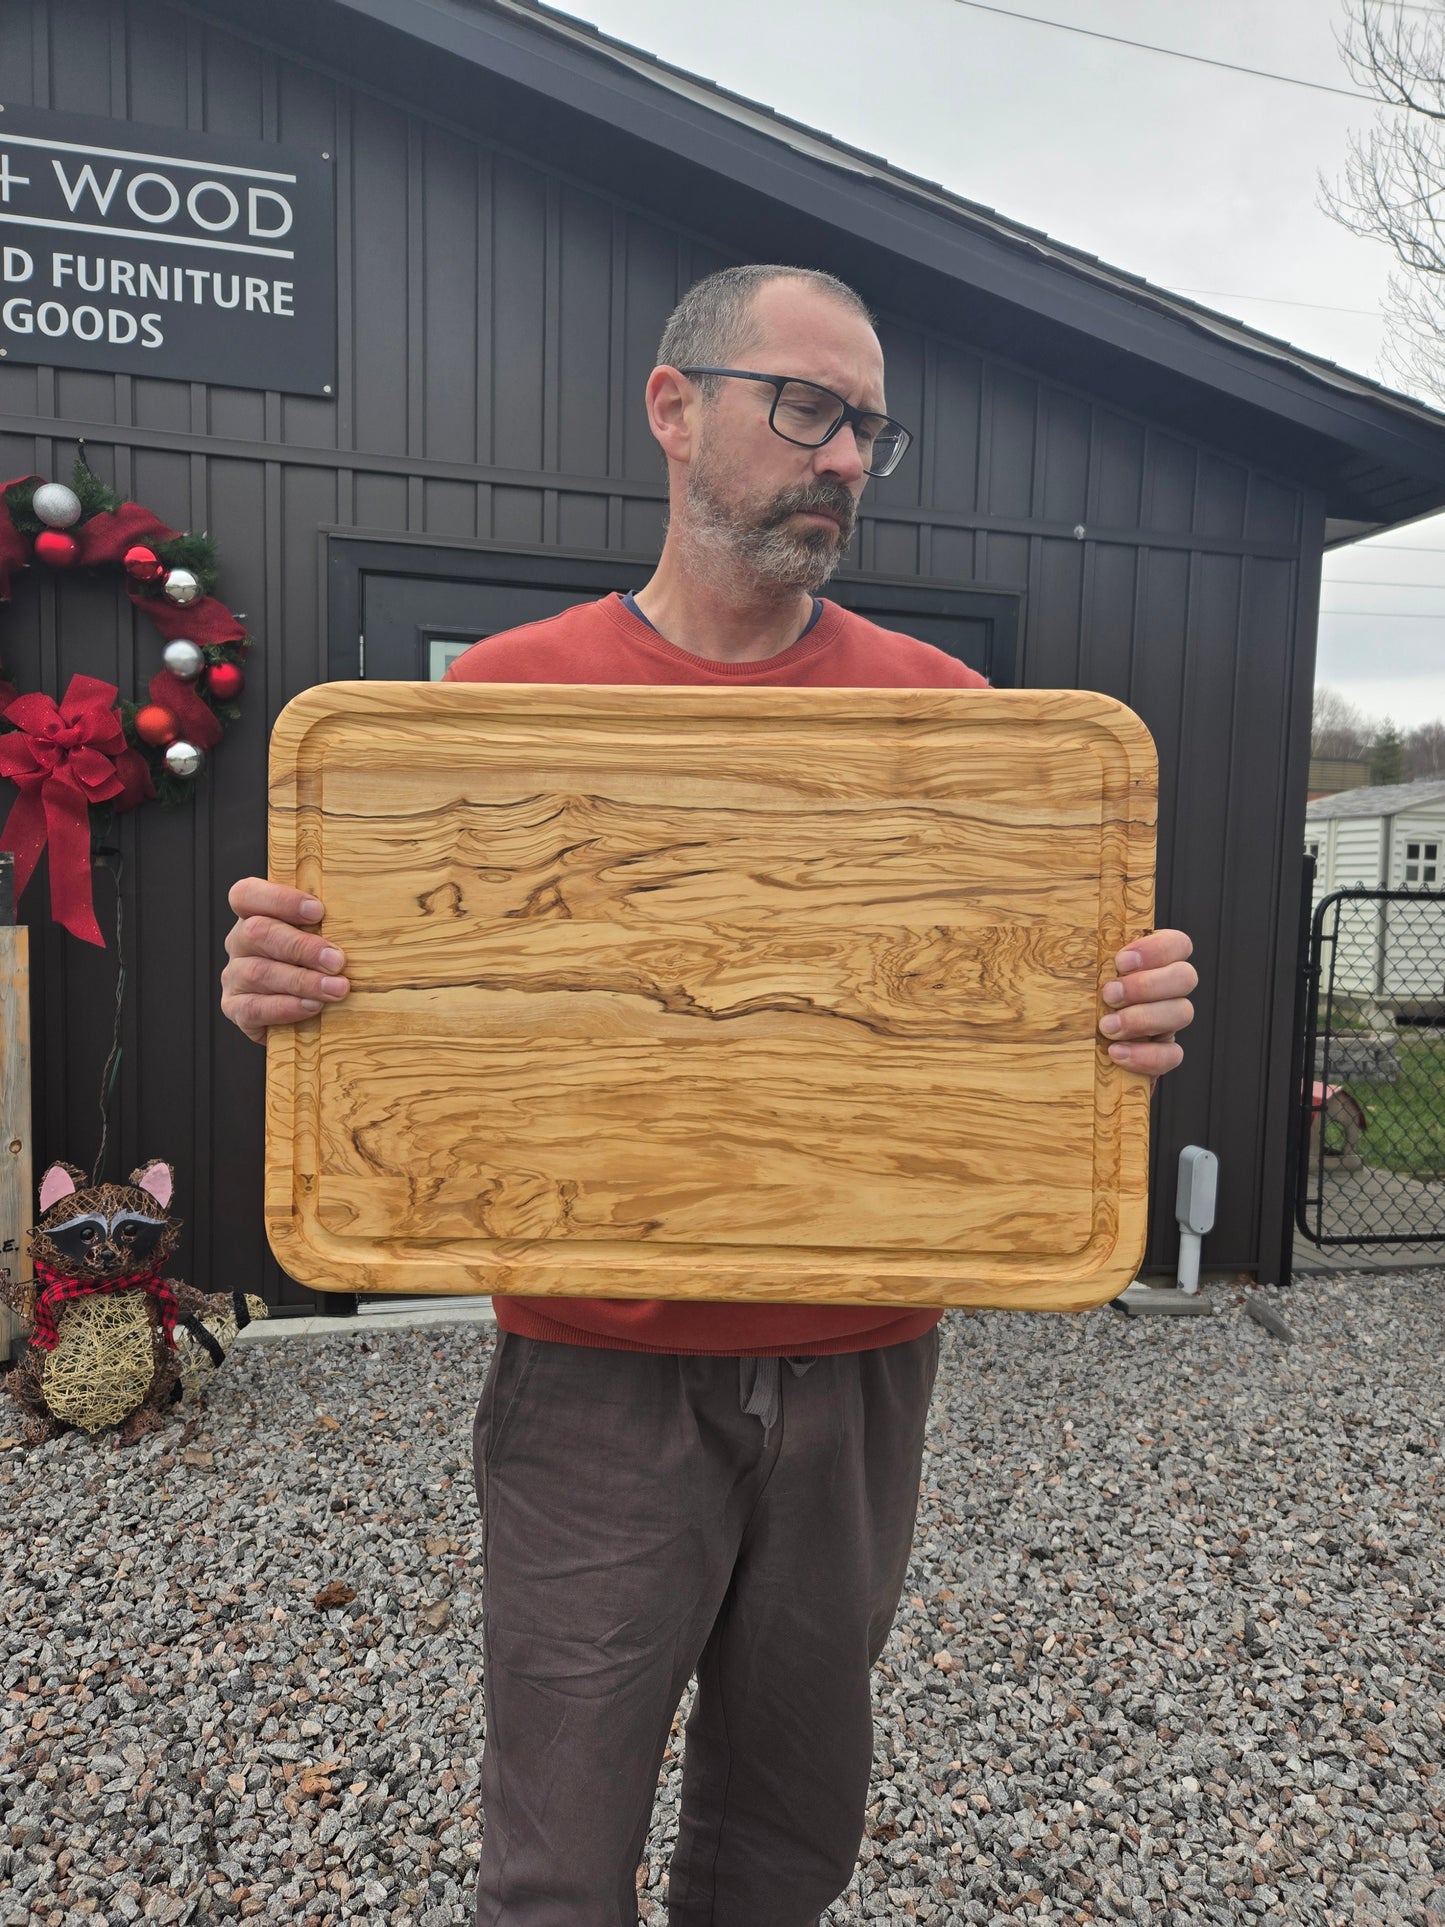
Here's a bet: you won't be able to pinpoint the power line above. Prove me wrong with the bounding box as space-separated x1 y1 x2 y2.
946 1 1377 101
1322 577 1445 587
1318 608 1445 616
1346 541 1445 554
1174 288 1382 318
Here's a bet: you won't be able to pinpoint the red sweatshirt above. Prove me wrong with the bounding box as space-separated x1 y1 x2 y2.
443 591 990 1357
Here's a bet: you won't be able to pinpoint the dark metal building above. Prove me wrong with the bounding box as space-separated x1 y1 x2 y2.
7 0 1445 1309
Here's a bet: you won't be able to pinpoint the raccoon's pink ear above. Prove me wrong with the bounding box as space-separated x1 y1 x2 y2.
38 1164 79 1211
131 1160 174 1209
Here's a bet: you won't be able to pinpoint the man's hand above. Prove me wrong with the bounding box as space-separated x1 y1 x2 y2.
1099 929 1196 1082
221 879 350 1045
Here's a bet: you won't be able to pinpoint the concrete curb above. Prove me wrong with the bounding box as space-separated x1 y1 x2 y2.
234 1298 497 1342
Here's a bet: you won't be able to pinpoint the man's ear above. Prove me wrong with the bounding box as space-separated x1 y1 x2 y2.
645 364 699 466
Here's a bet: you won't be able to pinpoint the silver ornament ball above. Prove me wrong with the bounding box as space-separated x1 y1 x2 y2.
162 638 205 682
163 566 201 606
32 482 83 529
163 740 205 779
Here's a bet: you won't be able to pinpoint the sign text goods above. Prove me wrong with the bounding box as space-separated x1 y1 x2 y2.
0 103 335 395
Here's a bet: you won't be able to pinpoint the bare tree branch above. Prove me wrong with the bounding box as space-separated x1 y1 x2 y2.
1323 2 1445 395
1405 716 1445 775
1312 685 1378 759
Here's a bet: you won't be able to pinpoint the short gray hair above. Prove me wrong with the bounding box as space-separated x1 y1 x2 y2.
657 265 875 395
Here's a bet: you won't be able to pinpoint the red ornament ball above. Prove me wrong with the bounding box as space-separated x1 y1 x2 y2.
134 704 178 748
33 530 78 569
205 660 245 702
123 544 164 583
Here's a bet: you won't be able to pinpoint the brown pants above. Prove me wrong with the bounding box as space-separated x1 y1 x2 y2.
471 1326 941 1927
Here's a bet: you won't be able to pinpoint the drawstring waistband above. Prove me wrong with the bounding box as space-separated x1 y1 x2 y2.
738 1355 819 1437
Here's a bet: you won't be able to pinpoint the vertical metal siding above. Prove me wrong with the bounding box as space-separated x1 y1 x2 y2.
0 0 1318 1297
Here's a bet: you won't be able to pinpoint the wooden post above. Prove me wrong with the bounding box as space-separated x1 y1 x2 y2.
0 852 31 1363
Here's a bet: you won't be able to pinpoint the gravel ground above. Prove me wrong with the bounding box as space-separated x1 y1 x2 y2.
1 1271 1441 1927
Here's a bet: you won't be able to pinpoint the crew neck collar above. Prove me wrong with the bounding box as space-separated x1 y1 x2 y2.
605 592 844 678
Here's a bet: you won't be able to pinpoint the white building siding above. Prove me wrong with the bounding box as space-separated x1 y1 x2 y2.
1332 819 1384 888
1384 809 1445 1002
1307 820 1335 915
1306 821 1377 993
1304 789 1445 1008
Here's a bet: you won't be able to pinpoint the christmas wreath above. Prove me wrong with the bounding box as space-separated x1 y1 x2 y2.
0 454 251 944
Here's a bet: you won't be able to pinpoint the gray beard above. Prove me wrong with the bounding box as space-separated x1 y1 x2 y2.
679 459 855 595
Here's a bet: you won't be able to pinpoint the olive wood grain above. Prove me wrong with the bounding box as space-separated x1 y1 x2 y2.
266 682 1157 1309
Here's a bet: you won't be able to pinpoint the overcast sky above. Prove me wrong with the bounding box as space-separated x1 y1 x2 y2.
566 0 1445 733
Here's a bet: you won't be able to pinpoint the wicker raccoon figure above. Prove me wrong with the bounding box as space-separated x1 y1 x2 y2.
3 1160 245 1444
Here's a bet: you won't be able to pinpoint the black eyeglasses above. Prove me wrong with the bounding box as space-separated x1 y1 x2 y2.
678 367 913 478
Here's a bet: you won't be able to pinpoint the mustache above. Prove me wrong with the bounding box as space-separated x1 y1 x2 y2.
764 482 857 539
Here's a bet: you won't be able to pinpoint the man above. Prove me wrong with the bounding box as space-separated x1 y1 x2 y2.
222 264 1196 1927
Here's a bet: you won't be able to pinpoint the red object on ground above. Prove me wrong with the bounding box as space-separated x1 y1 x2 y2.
1311 1081 1368 1131
134 704 178 747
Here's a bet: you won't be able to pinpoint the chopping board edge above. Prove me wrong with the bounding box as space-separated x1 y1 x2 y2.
265 681 1160 1314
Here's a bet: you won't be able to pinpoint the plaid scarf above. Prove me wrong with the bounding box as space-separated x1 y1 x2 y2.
29 1258 180 1353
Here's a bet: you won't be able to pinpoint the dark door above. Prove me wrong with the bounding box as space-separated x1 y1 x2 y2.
332 540 1018 685
361 573 598 681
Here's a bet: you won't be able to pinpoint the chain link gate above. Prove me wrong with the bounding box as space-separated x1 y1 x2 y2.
1296 881 1445 1250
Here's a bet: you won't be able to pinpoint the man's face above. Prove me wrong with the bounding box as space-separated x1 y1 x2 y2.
682 281 888 591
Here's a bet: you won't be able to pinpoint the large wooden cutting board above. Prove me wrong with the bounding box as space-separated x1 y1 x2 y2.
265 682 1156 1309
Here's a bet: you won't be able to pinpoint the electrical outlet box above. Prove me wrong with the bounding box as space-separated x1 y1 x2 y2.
1176 1145 1218 1235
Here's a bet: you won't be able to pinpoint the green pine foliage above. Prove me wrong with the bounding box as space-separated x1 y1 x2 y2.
151 531 220 598
1369 720 1408 788
2 456 120 535
152 762 199 807
3 476 40 533
69 456 120 520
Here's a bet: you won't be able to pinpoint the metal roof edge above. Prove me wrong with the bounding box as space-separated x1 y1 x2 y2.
441 0 1445 442
258 0 1445 518
1306 779 1445 818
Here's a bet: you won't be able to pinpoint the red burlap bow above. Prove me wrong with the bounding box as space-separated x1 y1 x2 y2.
29 1257 180 1352
0 673 155 944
